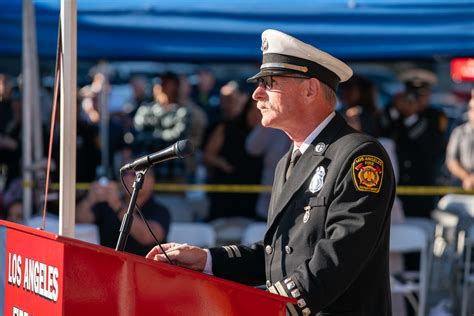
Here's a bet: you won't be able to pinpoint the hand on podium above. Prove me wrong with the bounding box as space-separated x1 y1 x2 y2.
146 243 207 272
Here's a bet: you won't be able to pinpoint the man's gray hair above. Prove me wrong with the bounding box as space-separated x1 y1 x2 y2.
321 82 337 107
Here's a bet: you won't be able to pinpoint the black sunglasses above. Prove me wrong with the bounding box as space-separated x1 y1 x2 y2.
256 75 310 90
257 76 275 90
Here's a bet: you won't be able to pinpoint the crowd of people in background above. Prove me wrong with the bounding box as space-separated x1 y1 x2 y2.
0 65 473 255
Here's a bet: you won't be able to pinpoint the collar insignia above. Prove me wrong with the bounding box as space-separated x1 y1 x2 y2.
315 142 326 153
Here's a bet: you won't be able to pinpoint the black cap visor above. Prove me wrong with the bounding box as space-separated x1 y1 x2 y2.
246 68 305 83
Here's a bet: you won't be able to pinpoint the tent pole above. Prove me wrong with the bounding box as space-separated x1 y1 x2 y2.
28 0 45 213
59 0 77 238
31 45 44 214
97 62 110 177
21 0 36 220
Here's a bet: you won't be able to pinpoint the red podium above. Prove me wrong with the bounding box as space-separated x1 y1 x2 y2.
1 220 292 315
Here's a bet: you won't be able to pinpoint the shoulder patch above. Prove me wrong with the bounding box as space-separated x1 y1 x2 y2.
352 155 384 193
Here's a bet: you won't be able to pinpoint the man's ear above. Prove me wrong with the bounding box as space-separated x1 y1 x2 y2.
306 78 320 98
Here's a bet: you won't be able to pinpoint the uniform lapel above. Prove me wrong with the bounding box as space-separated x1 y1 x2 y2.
266 113 347 231
270 149 290 216
266 152 325 229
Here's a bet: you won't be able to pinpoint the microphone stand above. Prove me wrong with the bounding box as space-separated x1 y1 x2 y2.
115 169 146 252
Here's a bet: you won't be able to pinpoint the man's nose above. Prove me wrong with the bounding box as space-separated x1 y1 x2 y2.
252 85 267 101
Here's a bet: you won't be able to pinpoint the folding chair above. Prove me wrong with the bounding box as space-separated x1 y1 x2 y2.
437 194 474 217
155 194 193 222
434 194 474 313
390 224 430 316
167 222 216 247
433 194 474 250
241 222 266 245
209 217 256 245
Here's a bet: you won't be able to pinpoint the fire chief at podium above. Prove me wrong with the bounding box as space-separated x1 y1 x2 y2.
147 29 396 316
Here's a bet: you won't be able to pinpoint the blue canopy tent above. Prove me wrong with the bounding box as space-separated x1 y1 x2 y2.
1 0 474 61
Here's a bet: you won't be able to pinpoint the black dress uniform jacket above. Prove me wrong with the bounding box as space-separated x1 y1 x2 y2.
209 113 396 315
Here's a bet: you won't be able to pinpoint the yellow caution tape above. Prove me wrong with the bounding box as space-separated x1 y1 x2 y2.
30 182 474 196
153 184 273 193
395 186 472 196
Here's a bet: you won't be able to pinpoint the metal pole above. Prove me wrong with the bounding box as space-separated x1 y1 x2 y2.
59 0 77 238
28 0 45 213
21 0 35 220
97 62 110 177
115 171 145 251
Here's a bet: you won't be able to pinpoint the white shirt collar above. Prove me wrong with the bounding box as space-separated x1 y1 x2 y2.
294 112 335 154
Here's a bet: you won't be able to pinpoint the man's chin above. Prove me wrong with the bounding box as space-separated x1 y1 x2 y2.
260 118 273 128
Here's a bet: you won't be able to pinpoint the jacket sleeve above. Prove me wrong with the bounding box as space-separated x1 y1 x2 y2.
209 241 266 286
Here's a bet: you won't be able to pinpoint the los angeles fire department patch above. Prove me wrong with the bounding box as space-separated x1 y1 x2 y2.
352 155 384 193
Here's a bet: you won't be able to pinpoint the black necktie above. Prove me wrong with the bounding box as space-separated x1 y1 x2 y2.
286 149 302 181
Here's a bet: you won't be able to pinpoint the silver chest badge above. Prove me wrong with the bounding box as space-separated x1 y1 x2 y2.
309 166 325 193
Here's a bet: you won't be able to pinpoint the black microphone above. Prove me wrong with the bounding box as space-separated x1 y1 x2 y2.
120 140 194 172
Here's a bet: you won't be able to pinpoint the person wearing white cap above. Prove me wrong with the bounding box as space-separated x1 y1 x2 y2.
147 30 396 315
381 68 448 219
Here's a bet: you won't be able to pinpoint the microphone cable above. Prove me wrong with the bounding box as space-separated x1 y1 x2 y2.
119 168 173 265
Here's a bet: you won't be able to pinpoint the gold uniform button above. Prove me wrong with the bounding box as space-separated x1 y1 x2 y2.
285 245 293 254
265 245 273 254
266 280 272 288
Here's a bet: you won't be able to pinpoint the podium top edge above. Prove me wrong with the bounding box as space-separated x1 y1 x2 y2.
0 219 60 240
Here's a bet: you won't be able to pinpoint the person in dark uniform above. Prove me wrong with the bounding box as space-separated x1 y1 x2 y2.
147 30 396 315
381 69 448 218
